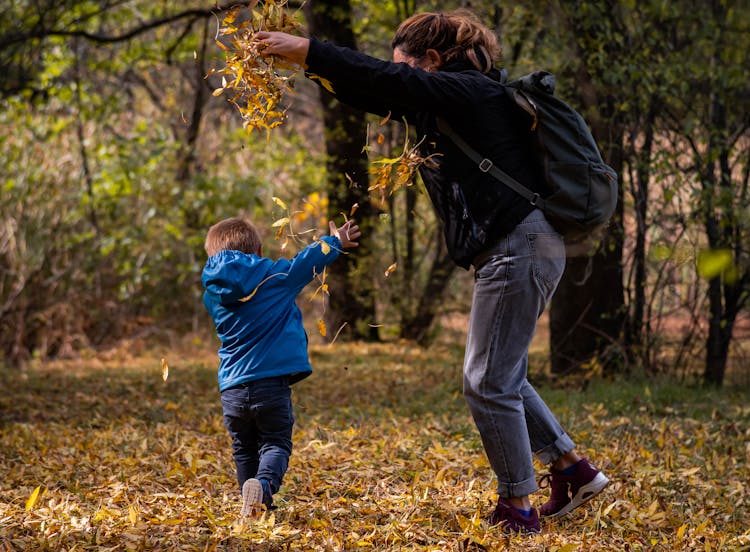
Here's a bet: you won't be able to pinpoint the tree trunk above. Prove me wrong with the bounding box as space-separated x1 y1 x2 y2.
550 112 626 374
625 103 657 365
305 0 378 340
550 2 627 374
400 232 456 344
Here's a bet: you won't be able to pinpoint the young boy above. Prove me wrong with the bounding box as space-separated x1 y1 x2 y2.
202 216 361 515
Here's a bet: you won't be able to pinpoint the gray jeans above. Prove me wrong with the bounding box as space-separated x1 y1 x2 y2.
463 209 574 498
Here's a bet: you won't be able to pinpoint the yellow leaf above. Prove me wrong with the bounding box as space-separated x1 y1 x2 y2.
602 501 618 516
349 203 359 217
212 87 225 97
560 545 579 552
456 514 472 532
161 358 169 382
320 240 331 255
318 319 327 337
309 74 335 93
128 505 138 526
271 217 289 228
385 263 397 277
676 523 687 538
272 196 288 210
694 519 709 535
697 248 733 280
25 485 42 512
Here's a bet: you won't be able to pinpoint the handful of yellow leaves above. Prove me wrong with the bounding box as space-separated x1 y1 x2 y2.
210 1 301 135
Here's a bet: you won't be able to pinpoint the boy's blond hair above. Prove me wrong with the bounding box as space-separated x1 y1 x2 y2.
205 217 262 257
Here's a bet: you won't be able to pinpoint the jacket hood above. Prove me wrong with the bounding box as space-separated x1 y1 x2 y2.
440 60 505 84
202 250 271 305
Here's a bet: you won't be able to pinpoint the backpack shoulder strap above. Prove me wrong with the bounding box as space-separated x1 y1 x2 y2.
435 117 546 209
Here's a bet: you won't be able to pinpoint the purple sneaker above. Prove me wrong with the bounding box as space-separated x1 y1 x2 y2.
487 499 541 534
539 457 609 518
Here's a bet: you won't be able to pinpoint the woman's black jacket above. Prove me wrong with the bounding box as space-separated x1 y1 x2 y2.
305 38 547 269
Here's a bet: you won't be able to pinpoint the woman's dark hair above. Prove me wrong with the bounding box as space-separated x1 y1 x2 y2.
391 9 501 73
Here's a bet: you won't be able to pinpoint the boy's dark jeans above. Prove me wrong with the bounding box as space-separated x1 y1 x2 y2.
220 376 293 500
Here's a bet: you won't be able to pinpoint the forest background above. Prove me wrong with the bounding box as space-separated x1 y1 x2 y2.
1 0 750 388
1 1 750 550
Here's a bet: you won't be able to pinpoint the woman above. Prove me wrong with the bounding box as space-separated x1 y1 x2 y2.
256 9 609 534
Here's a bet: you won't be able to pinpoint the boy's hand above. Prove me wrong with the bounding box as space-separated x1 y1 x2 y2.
329 219 361 249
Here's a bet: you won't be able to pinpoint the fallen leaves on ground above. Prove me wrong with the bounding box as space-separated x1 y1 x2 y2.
0 341 748 550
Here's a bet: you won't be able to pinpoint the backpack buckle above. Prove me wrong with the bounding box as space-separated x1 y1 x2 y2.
479 158 493 172
530 193 540 206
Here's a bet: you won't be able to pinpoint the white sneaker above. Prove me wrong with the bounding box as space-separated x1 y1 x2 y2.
240 478 265 517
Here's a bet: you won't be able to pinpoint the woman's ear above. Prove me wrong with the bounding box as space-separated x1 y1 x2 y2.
425 48 443 71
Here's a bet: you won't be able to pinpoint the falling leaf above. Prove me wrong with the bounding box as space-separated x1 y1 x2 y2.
161 358 169 382
239 272 288 302
349 203 359 217
320 240 331 255
317 319 327 337
308 74 336 93
697 248 733 280
212 87 225 97
25 486 42 512
271 217 290 228
272 196 288 210
384 263 397 277
329 322 348 345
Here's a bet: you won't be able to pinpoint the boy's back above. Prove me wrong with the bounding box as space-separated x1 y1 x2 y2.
202 239 340 391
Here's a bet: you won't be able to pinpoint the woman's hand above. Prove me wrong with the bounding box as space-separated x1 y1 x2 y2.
254 31 310 68
329 219 361 249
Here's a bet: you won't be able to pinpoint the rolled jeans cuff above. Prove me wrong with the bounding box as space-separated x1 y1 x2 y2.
497 473 537 499
535 433 575 466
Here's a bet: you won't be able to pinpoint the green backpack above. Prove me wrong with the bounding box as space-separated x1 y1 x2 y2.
437 70 618 245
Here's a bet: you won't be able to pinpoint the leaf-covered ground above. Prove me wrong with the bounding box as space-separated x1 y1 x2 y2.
1 339 748 551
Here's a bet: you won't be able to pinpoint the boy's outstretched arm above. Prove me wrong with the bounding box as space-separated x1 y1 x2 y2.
329 219 361 249
281 219 361 290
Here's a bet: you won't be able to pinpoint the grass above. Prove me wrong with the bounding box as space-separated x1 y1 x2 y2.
1 337 749 551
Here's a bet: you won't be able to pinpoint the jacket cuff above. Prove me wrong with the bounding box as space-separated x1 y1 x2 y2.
320 234 342 250
305 37 325 73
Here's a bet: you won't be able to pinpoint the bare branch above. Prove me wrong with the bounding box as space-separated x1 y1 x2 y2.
0 1 303 49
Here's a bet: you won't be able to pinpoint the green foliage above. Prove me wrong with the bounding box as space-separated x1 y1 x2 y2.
0 1 328 363
2 0 750 386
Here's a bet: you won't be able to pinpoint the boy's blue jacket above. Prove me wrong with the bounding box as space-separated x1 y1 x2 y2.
202 235 341 392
